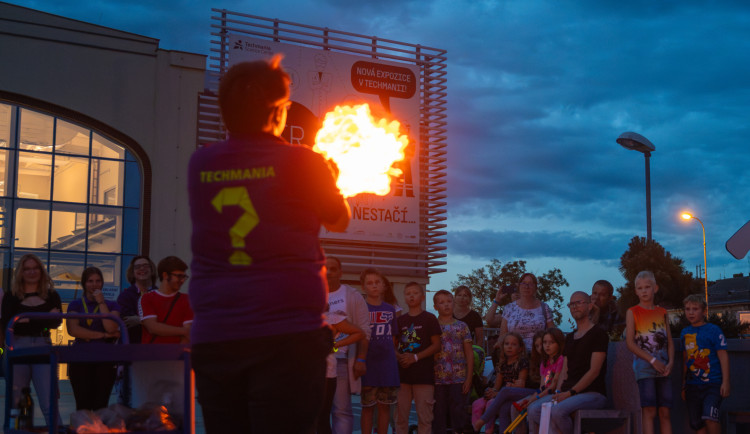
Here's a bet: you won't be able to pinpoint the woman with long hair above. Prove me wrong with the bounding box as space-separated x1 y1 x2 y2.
0 254 62 426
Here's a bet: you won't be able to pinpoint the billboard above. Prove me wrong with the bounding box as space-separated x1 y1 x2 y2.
228 35 420 244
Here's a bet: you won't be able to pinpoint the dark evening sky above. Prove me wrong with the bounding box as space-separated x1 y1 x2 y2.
11 0 750 306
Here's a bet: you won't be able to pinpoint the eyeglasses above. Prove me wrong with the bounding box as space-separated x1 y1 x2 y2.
169 273 189 281
134 263 151 270
567 300 589 309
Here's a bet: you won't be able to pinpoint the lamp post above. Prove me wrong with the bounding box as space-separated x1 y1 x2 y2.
617 132 655 241
681 212 708 305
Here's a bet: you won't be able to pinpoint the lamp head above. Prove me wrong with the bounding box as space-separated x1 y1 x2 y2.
617 132 655 154
681 213 693 220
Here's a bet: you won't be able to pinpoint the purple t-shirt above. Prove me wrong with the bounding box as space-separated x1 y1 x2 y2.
361 302 400 387
67 298 121 344
187 133 347 344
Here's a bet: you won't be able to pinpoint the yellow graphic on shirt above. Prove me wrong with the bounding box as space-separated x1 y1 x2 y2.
200 166 275 183
684 333 711 381
211 186 258 265
633 307 668 354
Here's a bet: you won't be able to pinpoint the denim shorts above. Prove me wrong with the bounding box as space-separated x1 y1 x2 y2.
685 384 722 430
637 376 672 408
361 386 399 407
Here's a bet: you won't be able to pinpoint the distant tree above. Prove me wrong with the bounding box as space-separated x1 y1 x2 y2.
670 311 750 339
617 236 702 313
451 259 568 325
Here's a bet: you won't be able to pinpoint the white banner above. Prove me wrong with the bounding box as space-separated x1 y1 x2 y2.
228 35 420 244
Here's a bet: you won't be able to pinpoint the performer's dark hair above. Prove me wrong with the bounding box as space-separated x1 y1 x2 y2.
219 54 290 134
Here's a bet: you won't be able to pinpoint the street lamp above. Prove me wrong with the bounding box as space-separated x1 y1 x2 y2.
617 132 655 241
681 212 708 304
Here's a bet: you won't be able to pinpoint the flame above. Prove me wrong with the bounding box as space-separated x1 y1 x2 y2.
313 104 409 198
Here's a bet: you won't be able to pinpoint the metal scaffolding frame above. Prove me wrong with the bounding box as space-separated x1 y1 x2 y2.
201 10 447 278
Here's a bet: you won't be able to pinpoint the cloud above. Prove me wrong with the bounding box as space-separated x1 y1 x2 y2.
8 0 750 293
449 229 629 265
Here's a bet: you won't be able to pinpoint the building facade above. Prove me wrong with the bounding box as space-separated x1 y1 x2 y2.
0 2 206 300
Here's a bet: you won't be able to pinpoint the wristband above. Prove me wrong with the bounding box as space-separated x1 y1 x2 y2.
569 389 577 396
555 390 561 394
356 358 367 364
413 354 419 362
492 300 499 304
649 356 656 365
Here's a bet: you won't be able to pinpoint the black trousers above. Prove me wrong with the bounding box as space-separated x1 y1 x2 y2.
192 327 332 434
317 377 337 434
68 362 118 411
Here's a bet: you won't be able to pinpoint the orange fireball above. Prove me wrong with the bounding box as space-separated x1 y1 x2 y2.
313 104 409 198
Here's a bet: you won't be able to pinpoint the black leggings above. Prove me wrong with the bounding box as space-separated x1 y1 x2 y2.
68 362 118 411
316 377 337 434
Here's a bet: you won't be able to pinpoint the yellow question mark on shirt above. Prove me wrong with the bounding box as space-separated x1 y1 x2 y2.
211 186 259 265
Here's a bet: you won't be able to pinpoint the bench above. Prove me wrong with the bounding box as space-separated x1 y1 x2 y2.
726 410 750 434
572 408 631 434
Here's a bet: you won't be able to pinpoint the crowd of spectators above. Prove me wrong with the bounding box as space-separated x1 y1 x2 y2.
0 254 734 434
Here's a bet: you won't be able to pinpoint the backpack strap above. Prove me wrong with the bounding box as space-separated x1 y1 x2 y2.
149 293 181 344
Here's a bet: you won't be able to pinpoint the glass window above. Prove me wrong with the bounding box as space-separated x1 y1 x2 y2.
0 248 10 289
0 198 12 247
19 109 53 152
1 102 141 302
53 155 88 203
86 253 119 287
14 200 50 249
55 119 90 156
49 251 85 301
0 149 10 197
92 133 125 159
50 202 87 251
88 206 121 253
17 151 52 200
90 158 123 206
0 103 10 148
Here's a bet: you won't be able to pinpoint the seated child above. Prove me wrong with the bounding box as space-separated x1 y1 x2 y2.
472 332 528 434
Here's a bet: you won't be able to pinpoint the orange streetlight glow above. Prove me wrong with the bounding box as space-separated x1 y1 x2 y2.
680 212 708 304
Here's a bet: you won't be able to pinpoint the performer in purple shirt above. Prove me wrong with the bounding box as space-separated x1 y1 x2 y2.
188 55 350 433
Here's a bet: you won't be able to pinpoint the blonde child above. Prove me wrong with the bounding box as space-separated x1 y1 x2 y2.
681 294 730 434
433 290 474 434
359 268 400 434
625 270 674 434
472 332 528 433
